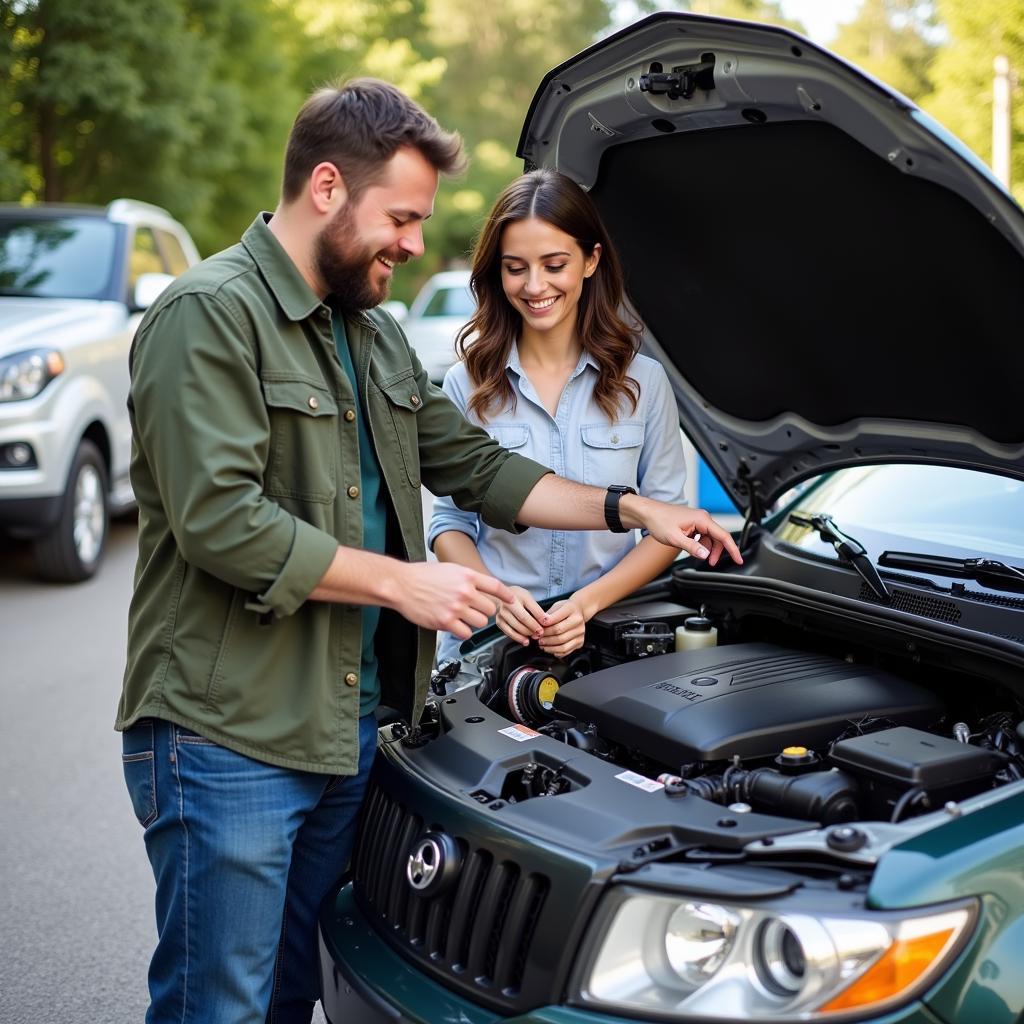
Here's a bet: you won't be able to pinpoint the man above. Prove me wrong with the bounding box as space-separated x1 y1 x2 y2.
117 79 741 1024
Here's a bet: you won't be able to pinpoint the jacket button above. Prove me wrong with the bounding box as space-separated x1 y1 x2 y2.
308 396 320 410
611 434 620 444
345 672 358 686
410 394 420 406
344 409 356 422
347 485 360 499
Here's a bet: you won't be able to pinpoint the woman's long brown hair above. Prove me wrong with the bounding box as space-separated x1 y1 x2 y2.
456 169 641 423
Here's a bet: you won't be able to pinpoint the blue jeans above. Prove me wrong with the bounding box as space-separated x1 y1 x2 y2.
122 715 378 1024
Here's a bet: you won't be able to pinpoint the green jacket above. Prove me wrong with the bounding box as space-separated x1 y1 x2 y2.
116 214 549 774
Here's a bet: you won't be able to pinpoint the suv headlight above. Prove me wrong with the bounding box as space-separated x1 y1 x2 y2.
573 889 976 1020
0 348 64 402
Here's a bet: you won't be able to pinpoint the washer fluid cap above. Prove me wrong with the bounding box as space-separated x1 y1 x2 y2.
683 615 713 631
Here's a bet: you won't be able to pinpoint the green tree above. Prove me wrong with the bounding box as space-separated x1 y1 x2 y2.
830 0 938 103
280 0 621 301
923 0 1024 204
0 0 301 254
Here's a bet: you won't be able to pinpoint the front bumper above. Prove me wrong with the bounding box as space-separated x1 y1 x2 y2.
318 884 948 1024
319 883 497 1024
0 389 69 501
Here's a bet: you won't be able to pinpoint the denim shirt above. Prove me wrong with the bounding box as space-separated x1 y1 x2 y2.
429 346 687 663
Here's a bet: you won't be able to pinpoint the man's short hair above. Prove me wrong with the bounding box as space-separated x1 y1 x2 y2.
282 78 466 202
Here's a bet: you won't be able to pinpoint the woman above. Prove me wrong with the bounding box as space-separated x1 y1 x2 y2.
429 169 688 662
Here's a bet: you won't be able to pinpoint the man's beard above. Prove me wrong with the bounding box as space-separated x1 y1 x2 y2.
314 203 397 311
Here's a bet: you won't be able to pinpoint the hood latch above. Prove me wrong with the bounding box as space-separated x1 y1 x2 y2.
640 55 716 101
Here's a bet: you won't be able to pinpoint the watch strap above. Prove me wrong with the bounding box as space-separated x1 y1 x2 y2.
604 485 637 533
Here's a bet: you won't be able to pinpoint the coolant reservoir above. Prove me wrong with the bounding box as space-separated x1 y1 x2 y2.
675 615 718 652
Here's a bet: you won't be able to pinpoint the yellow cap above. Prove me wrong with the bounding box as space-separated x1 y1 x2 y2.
537 676 560 707
782 745 808 756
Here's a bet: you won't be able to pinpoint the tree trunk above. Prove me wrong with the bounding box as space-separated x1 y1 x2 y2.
39 101 60 202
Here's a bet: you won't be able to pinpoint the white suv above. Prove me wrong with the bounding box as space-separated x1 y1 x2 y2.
401 270 473 383
0 199 199 581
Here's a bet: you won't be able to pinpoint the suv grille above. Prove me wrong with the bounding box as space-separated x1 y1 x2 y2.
352 783 553 1010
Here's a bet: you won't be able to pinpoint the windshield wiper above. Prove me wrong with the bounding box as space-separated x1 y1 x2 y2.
788 512 891 601
878 551 1024 594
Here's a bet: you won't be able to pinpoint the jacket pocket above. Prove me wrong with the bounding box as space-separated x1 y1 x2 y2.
261 377 338 503
379 372 422 488
580 421 644 488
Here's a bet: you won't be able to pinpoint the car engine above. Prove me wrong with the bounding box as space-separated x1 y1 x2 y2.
464 599 1024 828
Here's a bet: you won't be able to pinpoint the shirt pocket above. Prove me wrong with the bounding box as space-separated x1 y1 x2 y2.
485 423 530 451
261 377 338 503
378 371 422 488
580 421 644 488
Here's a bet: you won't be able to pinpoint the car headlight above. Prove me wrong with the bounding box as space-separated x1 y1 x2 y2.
0 348 64 402
574 889 976 1020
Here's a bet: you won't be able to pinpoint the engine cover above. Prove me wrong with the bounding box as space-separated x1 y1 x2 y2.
552 643 943 766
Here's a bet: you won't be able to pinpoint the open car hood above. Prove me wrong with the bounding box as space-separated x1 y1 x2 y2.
518 12 1024 518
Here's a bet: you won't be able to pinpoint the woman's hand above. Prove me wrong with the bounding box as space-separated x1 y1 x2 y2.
496 585 548 646
538 592 596 658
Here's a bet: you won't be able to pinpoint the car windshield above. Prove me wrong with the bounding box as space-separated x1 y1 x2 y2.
0 215 118 299
775 464 1024 564
422 286 474 318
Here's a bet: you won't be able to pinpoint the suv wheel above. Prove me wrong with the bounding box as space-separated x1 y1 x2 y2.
34 439 108 582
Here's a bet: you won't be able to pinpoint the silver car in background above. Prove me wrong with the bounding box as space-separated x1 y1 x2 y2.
0 200 199 581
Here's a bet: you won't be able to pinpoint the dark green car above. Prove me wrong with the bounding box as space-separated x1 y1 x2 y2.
319 11 1024 1024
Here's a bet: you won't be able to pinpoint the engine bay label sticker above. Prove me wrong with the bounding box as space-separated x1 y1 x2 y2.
499 724 540 742
615 770 665 793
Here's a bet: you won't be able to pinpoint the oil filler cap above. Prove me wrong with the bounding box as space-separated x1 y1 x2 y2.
775 745 821 773
827 825 867 853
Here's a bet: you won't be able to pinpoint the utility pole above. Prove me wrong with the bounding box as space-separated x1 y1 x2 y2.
992 55 1011 189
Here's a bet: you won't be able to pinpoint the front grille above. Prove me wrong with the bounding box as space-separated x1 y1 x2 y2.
352 783 552 1010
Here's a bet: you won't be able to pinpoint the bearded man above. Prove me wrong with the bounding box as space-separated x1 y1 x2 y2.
117 78 740 1024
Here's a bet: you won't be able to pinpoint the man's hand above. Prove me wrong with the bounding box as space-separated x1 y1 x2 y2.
623 498 743 566
389 562 514 639
495 585 547 646
516 477 742 567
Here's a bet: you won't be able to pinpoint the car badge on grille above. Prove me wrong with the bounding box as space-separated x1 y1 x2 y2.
406 831 460 895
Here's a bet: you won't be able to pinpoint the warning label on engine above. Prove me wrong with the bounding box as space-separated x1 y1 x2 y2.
499 724 540 742
615 770 665 793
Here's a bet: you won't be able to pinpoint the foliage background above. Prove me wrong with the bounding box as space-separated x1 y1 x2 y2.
2 0 1021 300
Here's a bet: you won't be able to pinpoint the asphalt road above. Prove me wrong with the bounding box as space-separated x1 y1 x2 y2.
0 522 156 1022
0 494 434 1023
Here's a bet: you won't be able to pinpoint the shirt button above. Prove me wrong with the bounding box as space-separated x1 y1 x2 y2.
308 396 320 410
347 485 360 499
320 308 331 319
611 434 620 444
410 394 420 406
344 672 358 687
344 409 356 422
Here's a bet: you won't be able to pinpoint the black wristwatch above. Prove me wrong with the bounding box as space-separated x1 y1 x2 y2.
604 484 637 533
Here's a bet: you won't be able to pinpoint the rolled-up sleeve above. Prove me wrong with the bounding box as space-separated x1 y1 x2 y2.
131 292 338 616
637 363 688 528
